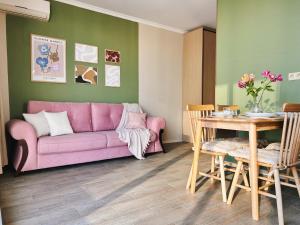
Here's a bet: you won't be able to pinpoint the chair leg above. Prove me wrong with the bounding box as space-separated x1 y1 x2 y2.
285 168 290 182
274 168 284 225
264 168 273 191
186 163 193 190
219 155 227 203
190 124 202 193
241 164 250 189
227 160 243 205
211 156 215 183
291 167 300 198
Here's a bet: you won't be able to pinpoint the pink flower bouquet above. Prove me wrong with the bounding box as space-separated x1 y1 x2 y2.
237 70 283 112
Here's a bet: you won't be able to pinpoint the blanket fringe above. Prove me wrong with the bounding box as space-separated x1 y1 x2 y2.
142 134 151 157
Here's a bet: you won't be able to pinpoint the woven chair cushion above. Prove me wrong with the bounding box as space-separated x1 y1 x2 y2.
265 142 281 151
228 148 280 165
202 137 249 154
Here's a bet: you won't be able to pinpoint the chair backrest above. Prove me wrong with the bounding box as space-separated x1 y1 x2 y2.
279 103 300 167
217 104 239 112
186 104 215 144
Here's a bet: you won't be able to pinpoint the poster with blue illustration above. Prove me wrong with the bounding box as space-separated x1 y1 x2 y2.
31 34 66 83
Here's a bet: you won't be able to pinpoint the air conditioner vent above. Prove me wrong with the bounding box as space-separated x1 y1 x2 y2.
0 0 50 22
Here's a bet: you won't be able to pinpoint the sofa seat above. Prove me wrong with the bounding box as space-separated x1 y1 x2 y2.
102 130 157 148
38 130 158 155
38 132 107 155
103 131 126 148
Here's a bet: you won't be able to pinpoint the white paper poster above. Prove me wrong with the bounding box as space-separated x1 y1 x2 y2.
75 43 98 63
105 65 120 87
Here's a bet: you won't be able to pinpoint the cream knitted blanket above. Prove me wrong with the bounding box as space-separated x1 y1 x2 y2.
116 103 150 159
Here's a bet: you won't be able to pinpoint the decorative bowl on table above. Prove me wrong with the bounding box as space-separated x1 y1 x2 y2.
212 111 235 117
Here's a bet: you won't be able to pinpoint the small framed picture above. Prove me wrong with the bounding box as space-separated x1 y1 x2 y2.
31 34 66 83
75 64 98 85
105 64 120 87
75 43 98 64
105 49 120 64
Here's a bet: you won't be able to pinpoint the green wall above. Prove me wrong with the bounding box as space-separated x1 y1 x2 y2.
7 1 138 118
216 0 300 112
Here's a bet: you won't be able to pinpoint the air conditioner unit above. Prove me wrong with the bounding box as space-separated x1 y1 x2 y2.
0 0 50 21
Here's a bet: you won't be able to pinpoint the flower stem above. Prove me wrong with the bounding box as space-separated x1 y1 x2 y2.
256 79 271 105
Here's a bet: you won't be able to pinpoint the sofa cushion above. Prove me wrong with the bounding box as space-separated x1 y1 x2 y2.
91 103 123 131
28 101 92 133
103 130 157 148
103 131 127 148
38 132 107 154
23 111 50 137
126 112 147 129
44 111 73 136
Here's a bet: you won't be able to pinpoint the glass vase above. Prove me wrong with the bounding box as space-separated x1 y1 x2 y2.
251 97 263 113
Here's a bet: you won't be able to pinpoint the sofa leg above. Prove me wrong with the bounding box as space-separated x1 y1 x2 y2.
14 140 28 176
159 129 166 153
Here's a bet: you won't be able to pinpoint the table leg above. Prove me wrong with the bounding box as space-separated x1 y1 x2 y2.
249 124 259 220
190 121 202 193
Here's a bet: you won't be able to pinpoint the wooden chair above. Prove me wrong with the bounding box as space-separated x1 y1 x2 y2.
227 103 300 225
217 105 240 138
186 104 249 202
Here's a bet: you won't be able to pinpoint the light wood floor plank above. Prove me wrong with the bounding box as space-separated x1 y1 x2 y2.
0 143 299 225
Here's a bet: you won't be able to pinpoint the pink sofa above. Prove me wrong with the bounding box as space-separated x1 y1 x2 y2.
7 101 166 173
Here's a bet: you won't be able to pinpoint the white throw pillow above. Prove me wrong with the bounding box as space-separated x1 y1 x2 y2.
23 111 50 137
43 111 74 136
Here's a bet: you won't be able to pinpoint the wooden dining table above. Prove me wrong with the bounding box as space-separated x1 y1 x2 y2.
189 115 284 221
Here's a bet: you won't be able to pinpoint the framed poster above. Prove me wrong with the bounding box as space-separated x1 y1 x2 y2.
105 49 120 64
105 64 120 87
31 34 66 83
75 64 98 85
75 43 98 63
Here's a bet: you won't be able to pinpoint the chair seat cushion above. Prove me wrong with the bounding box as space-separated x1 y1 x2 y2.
228 148 280 165
265 142 281 151
202 137 249 153
38 132 107 154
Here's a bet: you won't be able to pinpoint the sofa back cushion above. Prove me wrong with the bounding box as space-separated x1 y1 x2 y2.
91 103 123 131
27 101 92 132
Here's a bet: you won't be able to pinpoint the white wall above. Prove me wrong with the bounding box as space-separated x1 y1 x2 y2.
139 24 183 143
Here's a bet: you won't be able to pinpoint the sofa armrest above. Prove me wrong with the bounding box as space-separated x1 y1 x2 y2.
147 116 166 153
146 116 166 134
7 119 38 172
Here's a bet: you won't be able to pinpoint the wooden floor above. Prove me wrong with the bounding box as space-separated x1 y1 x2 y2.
0 143 300 225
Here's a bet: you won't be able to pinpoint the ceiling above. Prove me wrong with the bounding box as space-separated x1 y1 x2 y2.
57 0 216 33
